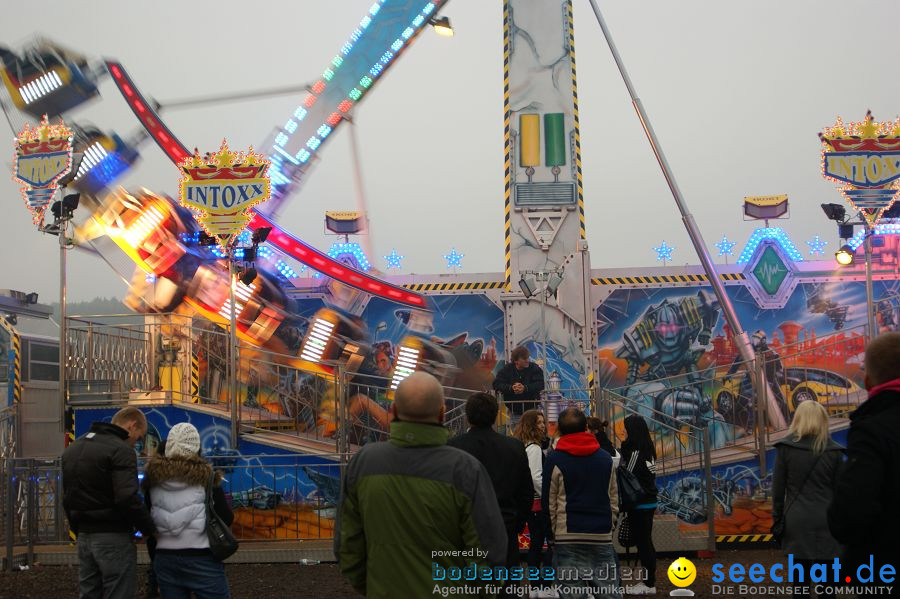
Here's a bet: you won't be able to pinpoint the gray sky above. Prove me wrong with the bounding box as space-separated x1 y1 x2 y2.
2 0 898 302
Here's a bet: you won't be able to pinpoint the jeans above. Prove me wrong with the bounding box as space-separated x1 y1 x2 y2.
628 508 656 588
77 532 137 599
154 551 231 599
553 543 622 599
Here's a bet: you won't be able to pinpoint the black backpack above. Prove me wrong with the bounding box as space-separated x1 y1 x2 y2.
616 464 645 511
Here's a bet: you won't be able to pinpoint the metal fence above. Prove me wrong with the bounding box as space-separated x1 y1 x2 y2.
1 455 346 568
1 458 66 568
605 323 872 471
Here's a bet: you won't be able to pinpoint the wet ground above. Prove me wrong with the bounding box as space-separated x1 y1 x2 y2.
0 548 844 598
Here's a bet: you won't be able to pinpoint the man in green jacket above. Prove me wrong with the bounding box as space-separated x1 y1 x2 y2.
335 372 508 598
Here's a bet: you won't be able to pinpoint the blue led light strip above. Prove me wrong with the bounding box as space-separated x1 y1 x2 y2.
736 228 804 264
847 220 900 251
263 0 446 214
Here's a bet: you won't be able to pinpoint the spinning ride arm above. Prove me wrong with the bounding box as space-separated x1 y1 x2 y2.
105 60 426 309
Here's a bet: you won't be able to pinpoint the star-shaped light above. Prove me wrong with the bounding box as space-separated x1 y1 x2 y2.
444 247 464 269
806 235 828 255
715 235 736 257
384 249 404 270
653 241 674 262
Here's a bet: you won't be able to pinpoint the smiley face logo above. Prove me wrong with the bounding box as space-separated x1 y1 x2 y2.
668 557 696 588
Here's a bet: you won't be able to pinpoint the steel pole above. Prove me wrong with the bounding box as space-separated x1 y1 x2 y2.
584 1 791 430
540 280 548 383
702 427 716 553
863 224 877 339
585 0 756 369
58 219 67 435
228 257 239 447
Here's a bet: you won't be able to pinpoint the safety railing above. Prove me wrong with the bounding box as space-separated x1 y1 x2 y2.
62 314 486 456
2 458 66 569
67 315 155 395
608 323 872 453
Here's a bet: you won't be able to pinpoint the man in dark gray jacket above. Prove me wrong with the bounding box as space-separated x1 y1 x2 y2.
829 333 900 592
63 406 155 599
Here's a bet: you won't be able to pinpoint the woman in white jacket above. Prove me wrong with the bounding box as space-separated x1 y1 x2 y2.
144 423 233 599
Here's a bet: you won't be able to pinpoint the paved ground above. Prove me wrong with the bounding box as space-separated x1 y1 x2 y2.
0 548 846 598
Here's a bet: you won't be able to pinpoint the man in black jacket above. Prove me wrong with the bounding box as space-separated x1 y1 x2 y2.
493 346 545 419
62 406 156 599
449 392 533 578
828 333 900 591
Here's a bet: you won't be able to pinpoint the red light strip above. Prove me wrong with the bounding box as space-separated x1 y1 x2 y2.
106 62 190 164
104 61 426 309
249 212 425 307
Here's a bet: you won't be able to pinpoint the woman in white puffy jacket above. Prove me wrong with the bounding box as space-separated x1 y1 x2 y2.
144 423 233 599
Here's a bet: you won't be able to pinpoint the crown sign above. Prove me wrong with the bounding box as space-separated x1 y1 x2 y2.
820 111 900 226
178 139 271 250
14 114 74 225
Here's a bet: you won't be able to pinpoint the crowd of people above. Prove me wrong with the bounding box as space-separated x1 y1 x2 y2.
57 334 899 599
335 352 660 599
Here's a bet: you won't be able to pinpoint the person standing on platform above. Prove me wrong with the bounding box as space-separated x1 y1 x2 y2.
493 346 545 420
62 406 156 599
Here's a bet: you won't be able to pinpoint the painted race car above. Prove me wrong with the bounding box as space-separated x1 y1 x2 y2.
714 366 864 424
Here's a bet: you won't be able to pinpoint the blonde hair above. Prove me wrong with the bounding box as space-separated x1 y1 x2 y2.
111 406 147 430
788 401 830 454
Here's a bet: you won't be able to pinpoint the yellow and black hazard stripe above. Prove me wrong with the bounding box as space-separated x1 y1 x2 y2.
592 273 746 286
566 0 586 241
191 352 200 404
503 1 512 290
717 534 773 543
404 282 506 293
0 316 20 405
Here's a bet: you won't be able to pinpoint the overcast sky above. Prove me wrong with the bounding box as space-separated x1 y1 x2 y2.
1 0 898 302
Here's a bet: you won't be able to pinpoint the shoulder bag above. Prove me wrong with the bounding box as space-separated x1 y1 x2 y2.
205 473 239 561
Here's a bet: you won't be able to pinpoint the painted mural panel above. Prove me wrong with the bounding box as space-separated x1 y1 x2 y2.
596 280 899 446
595 279 892 535
361 294 505 393
656 429 849 537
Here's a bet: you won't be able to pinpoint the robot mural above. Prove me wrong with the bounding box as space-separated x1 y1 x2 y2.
614 291 728 438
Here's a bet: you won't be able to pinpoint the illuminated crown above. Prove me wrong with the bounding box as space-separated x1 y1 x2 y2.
819 111 900 152
16 114 73 155
180 139 269 180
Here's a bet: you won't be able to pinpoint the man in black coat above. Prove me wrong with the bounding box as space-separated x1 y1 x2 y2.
62 406 156 599
449 392 533 574
493 346 545 418
828 333 900 591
